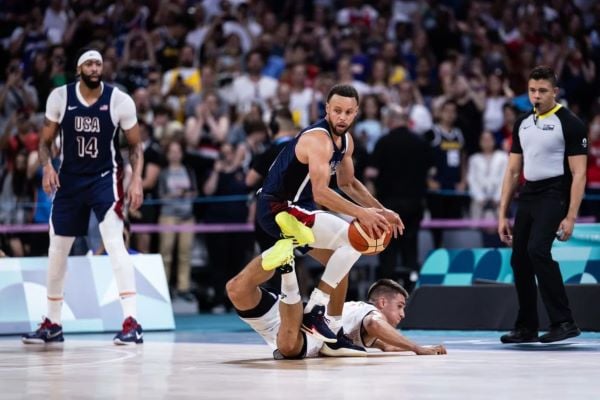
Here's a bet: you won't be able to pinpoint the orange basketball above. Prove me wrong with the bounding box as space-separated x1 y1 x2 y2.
347 219 392 255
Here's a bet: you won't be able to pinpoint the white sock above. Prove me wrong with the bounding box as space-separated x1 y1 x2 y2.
99 209 137 320
280 267 301 305
320 245 361 288
304 288 330 312
47 299 63 325
46 226 75 325
328 315 343 334
120 295 137 320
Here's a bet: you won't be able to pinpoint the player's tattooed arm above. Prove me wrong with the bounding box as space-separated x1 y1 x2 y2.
39 117 60 195
124 123 144 211
39 117 59 167
128 140 144 180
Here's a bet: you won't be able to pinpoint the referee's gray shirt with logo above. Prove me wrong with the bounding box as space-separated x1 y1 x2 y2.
511 104 587 189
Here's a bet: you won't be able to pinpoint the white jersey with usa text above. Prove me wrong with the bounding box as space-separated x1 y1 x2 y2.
45 82 137 176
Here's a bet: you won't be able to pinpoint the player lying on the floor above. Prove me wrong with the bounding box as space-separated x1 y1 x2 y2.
227 254 447 359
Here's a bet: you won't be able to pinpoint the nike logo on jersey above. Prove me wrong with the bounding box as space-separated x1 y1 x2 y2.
522 125 533 130
68 105 78 110
101 170 111 178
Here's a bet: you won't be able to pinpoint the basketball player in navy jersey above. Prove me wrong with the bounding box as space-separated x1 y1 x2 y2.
22 48 144 345
230 84 404 357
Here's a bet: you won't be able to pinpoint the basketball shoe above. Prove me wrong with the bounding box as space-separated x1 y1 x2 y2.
301 305 337 343
275 212 315 246
22 317 64 344
113 316 144 345
320 328 367 357
262 238 295 270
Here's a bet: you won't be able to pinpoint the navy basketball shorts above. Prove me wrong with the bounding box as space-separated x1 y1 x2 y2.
51 170 124 236
256 193 317 253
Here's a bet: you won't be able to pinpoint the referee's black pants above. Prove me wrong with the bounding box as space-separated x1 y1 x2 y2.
510 192 574 330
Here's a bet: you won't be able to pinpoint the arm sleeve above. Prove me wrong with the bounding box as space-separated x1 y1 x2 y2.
561 109 588 156
44 87 67 123
111 89 138 131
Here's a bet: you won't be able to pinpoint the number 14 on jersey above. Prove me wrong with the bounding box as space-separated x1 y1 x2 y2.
76 136 99 158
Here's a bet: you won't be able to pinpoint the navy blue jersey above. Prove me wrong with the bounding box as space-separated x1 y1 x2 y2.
261 118 347 203
59 83 121 175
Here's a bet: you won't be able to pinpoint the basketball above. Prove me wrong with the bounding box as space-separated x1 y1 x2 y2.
347 219 391 255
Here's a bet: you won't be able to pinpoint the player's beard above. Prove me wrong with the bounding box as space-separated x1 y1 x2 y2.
327 117 352 137
80 72 102 89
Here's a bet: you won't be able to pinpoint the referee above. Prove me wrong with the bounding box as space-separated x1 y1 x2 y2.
497 65 587 344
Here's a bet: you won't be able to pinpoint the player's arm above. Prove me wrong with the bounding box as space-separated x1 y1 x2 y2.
117 91 144 211
39 117 61 195
557 154 586 241
124 123 144 211
497 153 523 245
363 312 447 355
39 86 64 195
337 135 404 237
299 132 389 237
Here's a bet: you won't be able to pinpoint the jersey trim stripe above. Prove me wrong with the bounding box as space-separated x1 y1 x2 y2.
293 173 310 202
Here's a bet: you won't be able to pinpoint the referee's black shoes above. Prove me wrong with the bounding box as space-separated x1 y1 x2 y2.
539 321 581 343
500 328 539 343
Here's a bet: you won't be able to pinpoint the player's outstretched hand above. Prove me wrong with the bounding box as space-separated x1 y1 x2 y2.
127 176 143 211
42 164 60 196
416 345 447 355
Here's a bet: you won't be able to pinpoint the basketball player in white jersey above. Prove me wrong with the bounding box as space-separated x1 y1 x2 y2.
22 48 144 345
227 264 447 358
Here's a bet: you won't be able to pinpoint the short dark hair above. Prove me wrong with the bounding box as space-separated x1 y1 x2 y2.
529 65 558 87
367 279 409 302
326 84 359 104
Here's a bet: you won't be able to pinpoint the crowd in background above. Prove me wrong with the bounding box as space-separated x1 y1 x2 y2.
1 0 600 311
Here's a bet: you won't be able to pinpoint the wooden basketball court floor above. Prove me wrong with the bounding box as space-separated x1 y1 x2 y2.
1 315 599 399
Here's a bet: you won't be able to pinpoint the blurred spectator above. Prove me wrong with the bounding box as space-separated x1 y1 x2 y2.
0 108 39 171
129 120 162 254
467 131 508 220
152 6 187 71
203 142 253 313
119 30 156 93
393 79 433 136
27 51 53 112
451 75 484 156
8 7 48 68
233 116 269 172
426 100 467 248
162 44 202 121
498 102 519 152
158 139 197 301
0 59 38 133
0 150 33 256
288 63 316 128
366 105 433 287
229 49 278 115
185 90 230 160
483 70 514 134
354 94 384 153
584 113 600 220
43 0 70 45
